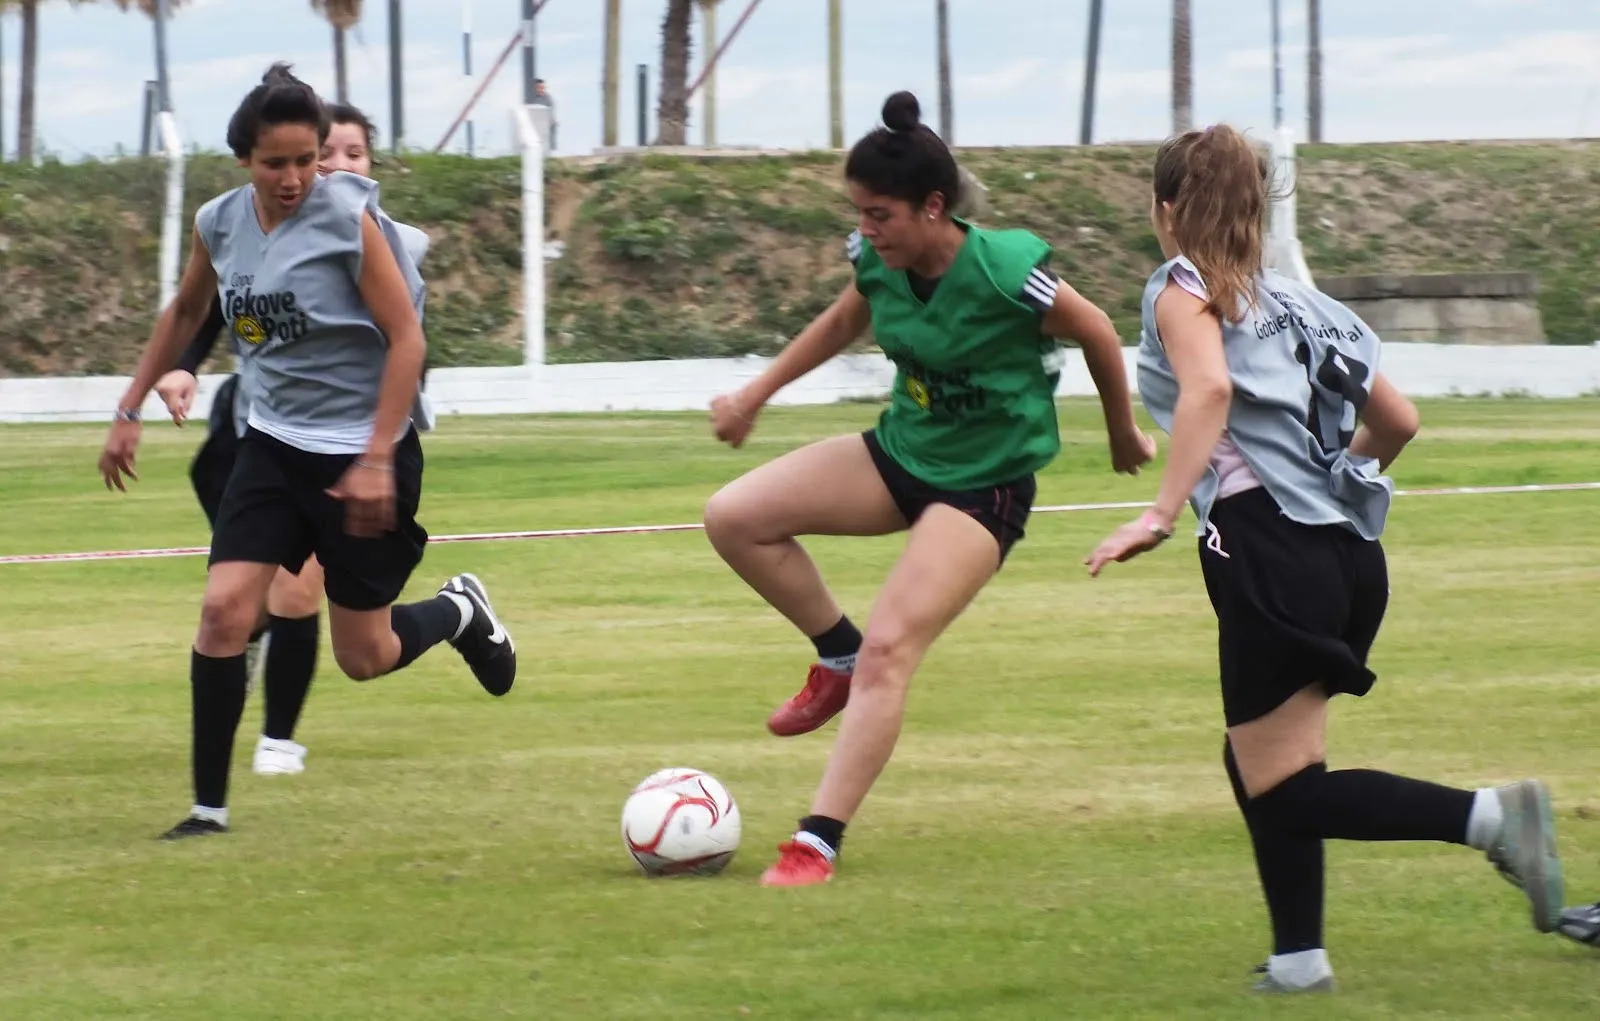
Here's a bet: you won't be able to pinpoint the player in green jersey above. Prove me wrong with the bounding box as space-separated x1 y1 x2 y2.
704 91 1157 887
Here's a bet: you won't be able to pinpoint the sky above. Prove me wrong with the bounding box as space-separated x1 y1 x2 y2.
2 0 1597 161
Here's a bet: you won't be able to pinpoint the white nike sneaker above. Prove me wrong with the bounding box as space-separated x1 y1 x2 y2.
252 735 307 776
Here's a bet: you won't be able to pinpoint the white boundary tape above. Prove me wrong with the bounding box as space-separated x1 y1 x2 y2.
2 481 1595 567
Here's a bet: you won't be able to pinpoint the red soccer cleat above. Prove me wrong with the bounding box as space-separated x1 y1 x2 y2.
766 664 851 737
760 840 835 887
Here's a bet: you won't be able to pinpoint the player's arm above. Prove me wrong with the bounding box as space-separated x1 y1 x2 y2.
1034 266 1150 472
355 210 427 464
172 294 227 376
1146 281 1232 532
739 282 871 407
116 226 219 417
1350 372 1418 471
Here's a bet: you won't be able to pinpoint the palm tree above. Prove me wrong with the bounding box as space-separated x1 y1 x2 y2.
935 0 951 142
602 0 620 147
1171 0 1192 133
654 0 693 146
1307 0 1322 142
311 0 363 103
2 0 182 163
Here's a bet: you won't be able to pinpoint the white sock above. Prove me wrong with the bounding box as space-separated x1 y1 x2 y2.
1268 948 1332 988
793 830 838 862
442 592 474 641
1465 787 1503 851
191 804 228 826
818 653 856 674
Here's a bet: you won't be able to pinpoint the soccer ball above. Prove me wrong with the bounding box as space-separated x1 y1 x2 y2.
621 767 742 877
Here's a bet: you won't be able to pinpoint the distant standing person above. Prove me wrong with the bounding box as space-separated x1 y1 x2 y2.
531 78 557 152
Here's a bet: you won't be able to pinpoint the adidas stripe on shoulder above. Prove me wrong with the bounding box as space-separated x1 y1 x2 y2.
846 229 864 266
1018 262 1061 314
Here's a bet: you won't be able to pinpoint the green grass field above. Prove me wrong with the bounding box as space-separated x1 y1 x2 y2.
1 398 1597 1020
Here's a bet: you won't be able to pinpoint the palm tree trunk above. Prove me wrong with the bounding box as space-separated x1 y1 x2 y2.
827 0 841 148
18 0 39 163
936 0 952 143
1307 0 1323 142
1171 0 1192 133
602 0 621 147
333 23 349 102
654 0 693 146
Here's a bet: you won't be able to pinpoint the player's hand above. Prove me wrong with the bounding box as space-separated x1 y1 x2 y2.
326 459 396 538
154 370 198 426
1109 423 1158 475
99 420 142 492
710 388 762 448
1084 513 1170 577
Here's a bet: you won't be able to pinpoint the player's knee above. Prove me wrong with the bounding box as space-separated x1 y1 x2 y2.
198 585 259 649
854 626 917 691
270 569 321 618
703 486 757 549
331 642 386 681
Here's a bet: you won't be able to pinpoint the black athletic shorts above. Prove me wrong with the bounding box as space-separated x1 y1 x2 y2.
207 425 429 612
190 374 243 528
861 429 1036 562
1199 486 1389 728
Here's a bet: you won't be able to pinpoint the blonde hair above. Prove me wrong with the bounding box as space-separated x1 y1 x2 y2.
1152 125 1271 323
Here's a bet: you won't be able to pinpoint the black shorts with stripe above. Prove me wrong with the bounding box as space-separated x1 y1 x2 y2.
1199 486 1389 727
861 429 1036 563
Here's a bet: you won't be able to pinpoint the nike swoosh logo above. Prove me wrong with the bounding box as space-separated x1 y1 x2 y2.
475 597 507 644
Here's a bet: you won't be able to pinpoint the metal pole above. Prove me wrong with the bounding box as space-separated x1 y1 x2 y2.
827 0 842 148
1270 0 1284 131
637 63 648 147
684 0 762 102
152 0 172 111
1307 0 1323 143
1 14 6 160
435 27 522 152
936 0 952 143
463 0 475 155
140 80 156 156
521 0 537 102
1079 0 1103 145
389 0 404 152
702 0 717 146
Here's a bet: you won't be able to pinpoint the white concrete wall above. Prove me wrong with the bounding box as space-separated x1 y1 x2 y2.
3 343 1598 424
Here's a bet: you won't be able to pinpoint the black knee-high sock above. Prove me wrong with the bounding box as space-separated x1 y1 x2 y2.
191 650 249 809
262 613 319 741
1251 763 1474 844
389 594 465 672
1225 740 1326 955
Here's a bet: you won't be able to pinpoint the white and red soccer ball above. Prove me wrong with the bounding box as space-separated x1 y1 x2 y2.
621 767 742 877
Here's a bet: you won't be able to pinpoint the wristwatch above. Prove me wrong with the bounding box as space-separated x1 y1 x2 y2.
113 407 142 424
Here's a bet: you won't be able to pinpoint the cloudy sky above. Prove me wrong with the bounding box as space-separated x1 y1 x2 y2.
5 0 1597 160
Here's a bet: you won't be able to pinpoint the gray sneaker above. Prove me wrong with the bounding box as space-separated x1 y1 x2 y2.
1250 962 1336 995
1485 779 1564 933
1556 902 1600 947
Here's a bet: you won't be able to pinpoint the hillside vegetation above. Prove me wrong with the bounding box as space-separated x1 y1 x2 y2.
1 139 1596 377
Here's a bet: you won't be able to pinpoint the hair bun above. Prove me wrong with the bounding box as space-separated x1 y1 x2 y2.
263 62 299 88
881 91 922 132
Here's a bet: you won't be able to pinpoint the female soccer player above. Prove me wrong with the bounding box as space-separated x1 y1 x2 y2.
100 65 516 840
704 91 1156 887
1084 124 1563 992
152 102 432 780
